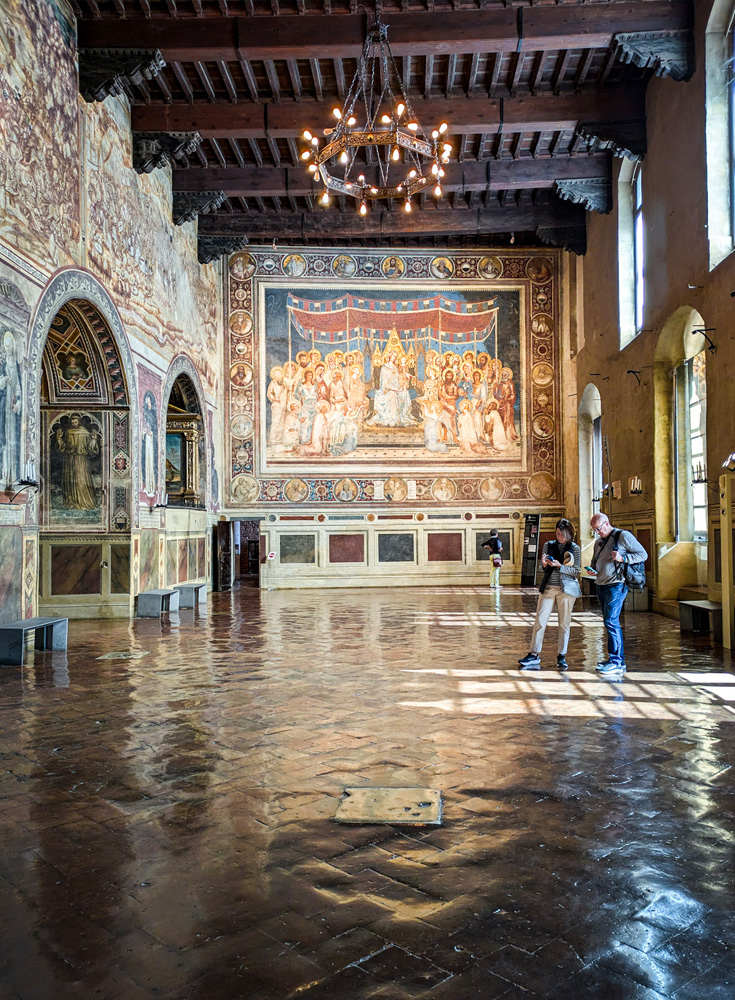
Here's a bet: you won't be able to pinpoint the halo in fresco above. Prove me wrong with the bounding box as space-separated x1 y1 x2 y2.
230 252 256 280
381 255 405 277
283 254 307 277
284 477 310 502
332 254 357 278
478 256 503 279
230 362 253 387
229 311 253 335
231 474 259 502
430 256 455 279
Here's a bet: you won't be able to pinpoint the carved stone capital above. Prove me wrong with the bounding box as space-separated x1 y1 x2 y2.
576 119 646 162
173 191 227 226
79 48 166 103
132 132 203 174
612 30 694 83
198 236 250 265
554 177 612 215
536 225 587 256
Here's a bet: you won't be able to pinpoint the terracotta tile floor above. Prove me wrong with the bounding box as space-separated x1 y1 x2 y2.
1 585 735 1000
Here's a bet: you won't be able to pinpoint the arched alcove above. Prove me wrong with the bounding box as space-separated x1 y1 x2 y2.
578 383 603 561
654 306 707 597
162 360 206 509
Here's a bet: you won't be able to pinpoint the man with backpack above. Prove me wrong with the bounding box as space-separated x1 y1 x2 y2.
481 529 503 588
588 513 648 678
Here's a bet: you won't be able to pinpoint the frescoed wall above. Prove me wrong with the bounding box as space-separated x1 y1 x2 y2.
226 249 563 510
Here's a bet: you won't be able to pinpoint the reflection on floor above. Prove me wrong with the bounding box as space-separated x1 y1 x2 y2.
1 586 734 1000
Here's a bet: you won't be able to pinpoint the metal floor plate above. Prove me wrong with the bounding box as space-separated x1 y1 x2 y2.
335 787 442 826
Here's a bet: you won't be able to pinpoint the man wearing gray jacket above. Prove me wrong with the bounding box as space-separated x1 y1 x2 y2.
588 513 649 677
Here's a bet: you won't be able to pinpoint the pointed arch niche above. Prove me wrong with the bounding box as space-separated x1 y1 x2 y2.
38 297 133 618
578 383 603 565
162 364 206 509
654 306 708 598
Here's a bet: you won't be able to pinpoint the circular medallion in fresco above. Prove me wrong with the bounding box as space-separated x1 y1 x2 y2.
528 471 556 500
283 253 306 277
532 362 554 387
430 256 455 279
235 446 250 466
230 474 259 503
332 254 357 278
229 311 253 336
532 414 554 439
478 256 503 280
415 512 425 521
531 314 553 337
478 477 504 501
229 252 256 280
384 477 409 502
526 257 552 283
431 476 457 502
234 340 249 356
233 287 247 303
334 477 358 502
230 361 253 387
381 255 406 278
284 477 310 503
366 512 376 521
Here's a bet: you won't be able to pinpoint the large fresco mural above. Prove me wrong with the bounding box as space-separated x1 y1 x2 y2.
0 279 30 493
226 249 561 507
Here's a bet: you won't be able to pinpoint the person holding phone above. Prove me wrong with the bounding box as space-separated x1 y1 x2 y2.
518 519 581 671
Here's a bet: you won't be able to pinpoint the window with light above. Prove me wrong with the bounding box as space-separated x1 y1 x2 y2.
674 351 708 542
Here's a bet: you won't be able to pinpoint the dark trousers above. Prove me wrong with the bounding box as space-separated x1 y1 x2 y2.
596 582 628 664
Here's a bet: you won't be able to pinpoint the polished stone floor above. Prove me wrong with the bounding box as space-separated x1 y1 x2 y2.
1 586 734 1000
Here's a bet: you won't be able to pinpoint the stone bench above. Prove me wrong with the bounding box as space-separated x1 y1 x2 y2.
679 600 722 643
136 589 180 618
0 617 69 666
174 583 207 608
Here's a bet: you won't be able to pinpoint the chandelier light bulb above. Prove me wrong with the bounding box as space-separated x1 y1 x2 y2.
397 103 405 116
431 162 439 175
347 116 356 126
443 143 452 152
308 164 317 172
407 122 418 131
408 169 417 179
392 147 400 161
438 167 445 177
358 174 365 183
432 129 439 139
303 129 312 140
434 184 442 198
370 187 378 194
333 107 342 119
404 199 412 213
359 201 367 216
439 122 448 134
301 150 312 160
311 136 319 146
321 190 330 205
381 113 391 124
340 150 349 164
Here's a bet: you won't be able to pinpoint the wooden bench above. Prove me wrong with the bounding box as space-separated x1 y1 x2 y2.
0 617 69 666
679 600 723 643
174 583 207 608
136 589 180 618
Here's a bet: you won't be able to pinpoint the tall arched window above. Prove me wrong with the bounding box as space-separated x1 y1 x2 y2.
674 351 708 541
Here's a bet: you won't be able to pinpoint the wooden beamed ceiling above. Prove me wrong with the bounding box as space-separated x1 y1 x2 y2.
74 0 695 254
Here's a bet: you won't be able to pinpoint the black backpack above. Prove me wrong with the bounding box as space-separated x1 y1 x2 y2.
612 530 646 591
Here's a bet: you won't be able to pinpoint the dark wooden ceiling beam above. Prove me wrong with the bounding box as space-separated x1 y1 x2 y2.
174 153 609 198
131 85 644 139
78 4 691 62
198 198 586 237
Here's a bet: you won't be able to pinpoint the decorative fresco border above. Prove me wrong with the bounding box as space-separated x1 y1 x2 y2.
225 248 561 508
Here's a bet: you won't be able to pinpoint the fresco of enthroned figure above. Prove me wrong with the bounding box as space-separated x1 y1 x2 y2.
262 285 524 464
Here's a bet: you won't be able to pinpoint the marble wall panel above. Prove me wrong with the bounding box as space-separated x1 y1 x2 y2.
0 526 23 624
475 530 513 562
378 533 415 563
280 534 316 564
110 543 130 595
427 532 463 562
329 534 365 564
198 537 206 578
188 538 197 579
166 539 177 587
178 539 188 582
139 530 158 592
51 545 101 595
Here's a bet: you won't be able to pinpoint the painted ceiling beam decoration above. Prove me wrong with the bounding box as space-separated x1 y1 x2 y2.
197 199 586 238
132 131 203 174
172 190 227 226
575 117 646 161
78 48 166 103
197 235 250 265
611 29 694 83
173 154 611 199
554 177 612 215
536 224 587 256
77 4 692 61
131 87 646 140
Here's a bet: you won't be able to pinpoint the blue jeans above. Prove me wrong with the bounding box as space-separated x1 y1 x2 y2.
596 582 628 664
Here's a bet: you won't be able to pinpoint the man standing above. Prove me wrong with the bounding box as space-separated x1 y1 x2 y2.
588 513 648 678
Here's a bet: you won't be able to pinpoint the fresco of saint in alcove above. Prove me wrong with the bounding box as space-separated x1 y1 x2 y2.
57 350 90 385
48 412 103 520
0 329 23 490
261 285 524 467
